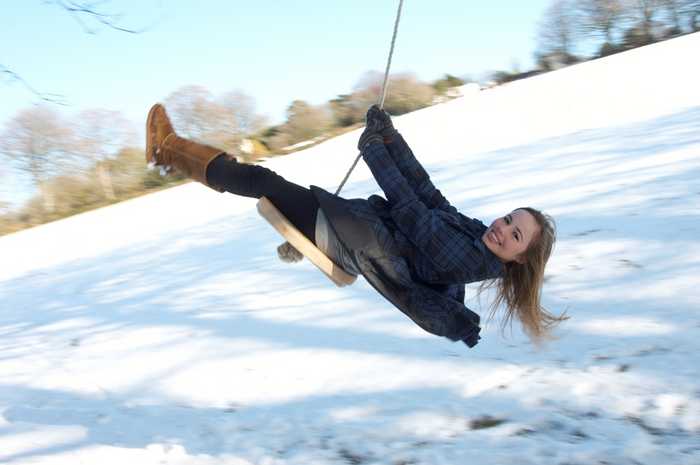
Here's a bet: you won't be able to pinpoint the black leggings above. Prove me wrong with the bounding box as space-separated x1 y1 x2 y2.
205 154 320 244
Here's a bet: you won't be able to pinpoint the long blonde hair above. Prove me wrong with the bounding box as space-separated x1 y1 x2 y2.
482 207 567 344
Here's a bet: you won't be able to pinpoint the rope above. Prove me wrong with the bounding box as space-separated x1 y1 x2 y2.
334 0 404 196
276 0 405 265
378 0 404 109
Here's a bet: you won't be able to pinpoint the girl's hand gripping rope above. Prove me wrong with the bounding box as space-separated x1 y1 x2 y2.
358 105 396 151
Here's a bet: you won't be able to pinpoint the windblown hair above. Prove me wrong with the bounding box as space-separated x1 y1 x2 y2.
482 207 567 344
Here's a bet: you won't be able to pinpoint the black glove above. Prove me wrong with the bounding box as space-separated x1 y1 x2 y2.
357 105 394 151
357 130 383 151
366 104 396 138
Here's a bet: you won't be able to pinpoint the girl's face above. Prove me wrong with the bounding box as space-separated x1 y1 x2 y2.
482 209 540 263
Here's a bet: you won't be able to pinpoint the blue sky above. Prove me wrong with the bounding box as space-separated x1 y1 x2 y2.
1 0 552 129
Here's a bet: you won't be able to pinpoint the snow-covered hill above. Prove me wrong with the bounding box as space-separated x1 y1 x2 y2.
1 33 699 465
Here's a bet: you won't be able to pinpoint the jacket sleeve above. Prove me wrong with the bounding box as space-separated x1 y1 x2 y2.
362 142 482 279
384 132 458 215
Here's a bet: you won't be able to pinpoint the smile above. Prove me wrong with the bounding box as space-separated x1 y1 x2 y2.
488 230 502 246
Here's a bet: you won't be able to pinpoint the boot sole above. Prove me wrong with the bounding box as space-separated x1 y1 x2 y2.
145 104 160 164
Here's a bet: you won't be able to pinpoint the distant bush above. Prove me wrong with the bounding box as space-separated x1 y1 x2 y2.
262 100 333 152
598 41 622 57
0 146 188 236
381 75 436 115
433 74 466 95
536 51 580 72
238 138 270 163
490 69 542 85
329 94 363 128
328 73 437 126
621 24 655 50
264 129 291 153
285 100 333 143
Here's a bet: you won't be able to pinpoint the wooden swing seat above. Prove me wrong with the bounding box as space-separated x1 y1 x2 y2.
257 196 357 287
254 0 403 288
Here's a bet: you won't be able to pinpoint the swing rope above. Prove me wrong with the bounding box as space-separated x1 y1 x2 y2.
334 0 405 196
271 0 405 280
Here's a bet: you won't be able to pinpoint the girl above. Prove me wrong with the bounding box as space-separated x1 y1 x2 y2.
146 104 564 348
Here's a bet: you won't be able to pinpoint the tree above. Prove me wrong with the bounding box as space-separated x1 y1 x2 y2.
284 100 332 143
106 147 163 195
329 94 362 128
1 2 145 218
353 70 386 97
164 86 266 155
347 70 386 121
328 71 439 129
660 0 685 34
578 0 625 47
73 109 137 200
535 0 581 69
347 72 436 118
433 74 466 95
262 100 333 152
165 85 244 155
679 0 700 31
622 0 666 44
220 90 268 136
0 106 75 213
381 74 436 115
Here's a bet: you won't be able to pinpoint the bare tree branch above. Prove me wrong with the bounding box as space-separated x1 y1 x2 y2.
623 0 666 39
0 64 67 105
45 0 147 34
3 1 149 105
578 0 625 43
535 0 581 67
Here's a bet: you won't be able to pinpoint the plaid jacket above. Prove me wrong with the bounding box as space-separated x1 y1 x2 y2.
311 133 503 347
377 134 504 286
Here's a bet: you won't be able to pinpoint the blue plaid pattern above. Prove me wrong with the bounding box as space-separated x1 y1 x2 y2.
310 134 504 347
362 139 503 285
385 133 457 213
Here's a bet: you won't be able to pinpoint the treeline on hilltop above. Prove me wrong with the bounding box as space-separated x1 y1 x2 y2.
493 0 700 84
0 72 464 235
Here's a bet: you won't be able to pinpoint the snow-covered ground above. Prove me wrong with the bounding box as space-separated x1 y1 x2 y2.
2 33 700 465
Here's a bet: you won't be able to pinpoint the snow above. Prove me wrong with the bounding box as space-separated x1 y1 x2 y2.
2 33 700 464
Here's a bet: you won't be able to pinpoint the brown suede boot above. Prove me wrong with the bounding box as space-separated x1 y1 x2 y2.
146 103 225 192
158 134 226 192
145 103 175 165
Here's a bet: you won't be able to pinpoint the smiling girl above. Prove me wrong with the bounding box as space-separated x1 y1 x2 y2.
146 103 565 348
